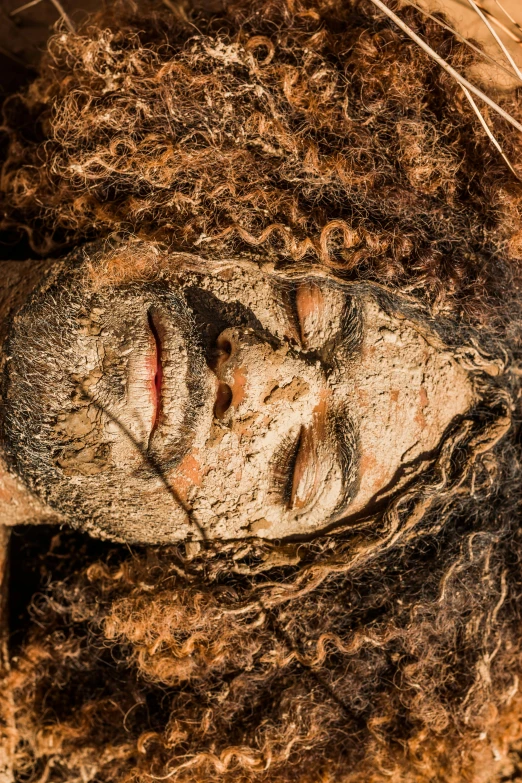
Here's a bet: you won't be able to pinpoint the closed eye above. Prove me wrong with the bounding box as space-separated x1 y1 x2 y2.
277 283 322 351
271 427 303 509
274 280 363 359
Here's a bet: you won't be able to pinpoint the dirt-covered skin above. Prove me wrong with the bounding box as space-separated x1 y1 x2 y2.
1 248 473 542
0 260 64 527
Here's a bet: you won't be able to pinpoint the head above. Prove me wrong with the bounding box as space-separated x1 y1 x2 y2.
1 0 520 543
2 243 479 542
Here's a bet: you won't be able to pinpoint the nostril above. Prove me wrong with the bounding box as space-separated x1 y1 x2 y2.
216 336 232 356
210 334 233 372
214 382 233 419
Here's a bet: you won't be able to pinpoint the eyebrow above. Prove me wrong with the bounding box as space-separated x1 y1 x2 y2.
338 292 365 356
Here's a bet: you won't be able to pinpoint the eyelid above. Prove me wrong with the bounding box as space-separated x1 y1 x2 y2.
272 424 324 511
279 283 324 350
290 425 321 510
295 281 325 350
271 427 303 508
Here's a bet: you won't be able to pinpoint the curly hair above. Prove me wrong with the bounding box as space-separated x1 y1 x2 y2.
2 0 522 328
5 439 522 783
2 0 522 781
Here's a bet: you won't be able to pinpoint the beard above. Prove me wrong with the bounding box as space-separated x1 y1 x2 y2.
1 249 213 542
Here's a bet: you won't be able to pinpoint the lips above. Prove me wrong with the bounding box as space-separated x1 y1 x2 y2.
147 310 163 434
142 300 210 470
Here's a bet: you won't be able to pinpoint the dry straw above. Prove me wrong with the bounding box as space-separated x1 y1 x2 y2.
368 0 522 177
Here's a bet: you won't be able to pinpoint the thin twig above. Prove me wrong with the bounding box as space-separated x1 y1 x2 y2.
461 84 520 178
48 0 75 33
406 0 518 81
87 394 208 542
367 0 522 135
493 0 522 36
477 3 522 44
9 0 43 16
162 0 179 12
161 0 191 22
466 0 522 81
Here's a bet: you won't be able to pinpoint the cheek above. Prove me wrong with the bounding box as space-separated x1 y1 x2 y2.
170 449 204 504
177 424 275 523
170 438 253 516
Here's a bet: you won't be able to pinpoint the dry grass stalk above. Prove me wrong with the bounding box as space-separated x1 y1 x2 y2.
466 0 522 80
48 0 75 32
461 84 521 178
483 1 522 42
405 0 517 78
9 0 44 17
371 0 522 177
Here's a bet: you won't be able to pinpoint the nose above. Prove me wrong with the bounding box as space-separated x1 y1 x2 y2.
211 326 325 424
211 328 240 419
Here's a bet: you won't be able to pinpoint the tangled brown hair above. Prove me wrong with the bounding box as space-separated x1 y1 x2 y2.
2 275 522 781
2 0 522 328
5 427 522 783
2 0 522 781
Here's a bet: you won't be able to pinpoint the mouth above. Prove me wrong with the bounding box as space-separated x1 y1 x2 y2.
147 309 163 437
141 296 210 470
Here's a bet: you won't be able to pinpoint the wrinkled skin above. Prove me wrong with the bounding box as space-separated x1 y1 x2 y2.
2 250 473 542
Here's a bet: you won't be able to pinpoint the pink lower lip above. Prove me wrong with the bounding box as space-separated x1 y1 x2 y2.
147 312 163 430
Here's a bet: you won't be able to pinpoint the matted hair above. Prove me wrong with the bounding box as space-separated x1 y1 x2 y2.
2 0 522 327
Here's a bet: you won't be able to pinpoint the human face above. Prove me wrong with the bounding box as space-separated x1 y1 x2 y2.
2 255 473 543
